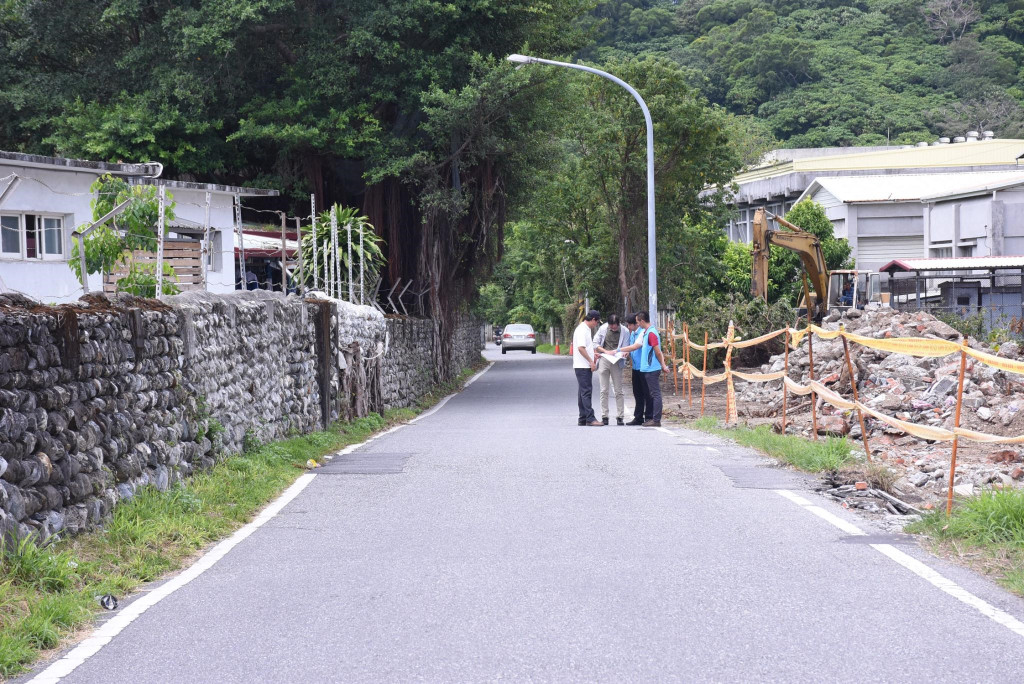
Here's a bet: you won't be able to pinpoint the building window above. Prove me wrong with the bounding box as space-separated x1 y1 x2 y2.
0 215 19 256
42 217 63 257
0 214 66 260
931 246 952 259
957 245 974 258
957 296 970 306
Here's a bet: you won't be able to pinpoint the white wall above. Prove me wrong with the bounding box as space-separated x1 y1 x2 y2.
0 167 245 301
166 188 237 293
0 165 99 303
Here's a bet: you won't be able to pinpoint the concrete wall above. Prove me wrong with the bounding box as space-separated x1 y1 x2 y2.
0 291 483 543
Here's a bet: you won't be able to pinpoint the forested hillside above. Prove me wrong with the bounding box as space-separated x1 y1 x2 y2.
586 0 1024 145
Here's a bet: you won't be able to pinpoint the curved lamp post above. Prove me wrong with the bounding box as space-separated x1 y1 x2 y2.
507 53 657 316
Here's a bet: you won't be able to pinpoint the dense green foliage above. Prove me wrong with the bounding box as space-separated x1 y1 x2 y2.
70 175 180 297
588 0 1024 145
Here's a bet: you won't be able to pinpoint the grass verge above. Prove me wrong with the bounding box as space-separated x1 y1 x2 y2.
908 489 1024 597
0 359 488 679
536 343 568 356
690 416 854 472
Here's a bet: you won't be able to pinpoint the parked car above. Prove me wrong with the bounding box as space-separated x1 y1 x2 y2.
501 323 537 354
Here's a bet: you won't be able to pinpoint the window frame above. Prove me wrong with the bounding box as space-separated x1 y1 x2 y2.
38 215 65 260
0 214 22 258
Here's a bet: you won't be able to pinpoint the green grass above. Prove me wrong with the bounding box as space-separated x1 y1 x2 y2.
536 343 568 355
908 489 1024 596
0 359 486 679
690 417 854 472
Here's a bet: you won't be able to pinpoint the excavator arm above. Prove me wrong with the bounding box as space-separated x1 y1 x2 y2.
750 207 829 319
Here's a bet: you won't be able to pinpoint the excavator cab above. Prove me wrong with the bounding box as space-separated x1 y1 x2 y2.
828 270 882 311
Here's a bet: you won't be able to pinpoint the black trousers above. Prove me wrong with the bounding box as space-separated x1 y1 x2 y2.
575 368 596 423
632 369 652 422
644 370 663 423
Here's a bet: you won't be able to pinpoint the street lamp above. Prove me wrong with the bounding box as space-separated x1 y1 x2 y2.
507 53 658 315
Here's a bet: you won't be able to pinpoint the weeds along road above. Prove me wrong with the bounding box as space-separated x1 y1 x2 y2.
23 345 1024 683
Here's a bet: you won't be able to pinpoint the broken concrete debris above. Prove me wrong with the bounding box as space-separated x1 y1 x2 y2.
734 304 1024 509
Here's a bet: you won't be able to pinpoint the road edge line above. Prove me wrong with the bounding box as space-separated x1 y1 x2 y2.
774 489 1024 640
29 473 318 684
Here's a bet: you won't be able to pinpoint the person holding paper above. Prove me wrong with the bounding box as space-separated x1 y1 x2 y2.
573 309 603 427
619 311 666 427
593 314 627 425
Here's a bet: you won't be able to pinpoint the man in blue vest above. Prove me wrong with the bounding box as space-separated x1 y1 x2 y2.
623 314 651 425
620 311 666 427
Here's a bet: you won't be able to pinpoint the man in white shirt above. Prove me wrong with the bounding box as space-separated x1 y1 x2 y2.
593 314 627 425
573 309 603 426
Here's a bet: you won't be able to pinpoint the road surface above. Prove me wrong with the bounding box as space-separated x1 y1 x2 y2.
24 345 1024 683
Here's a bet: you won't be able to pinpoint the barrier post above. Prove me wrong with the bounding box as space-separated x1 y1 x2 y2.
700 331 708 417
724 322 736 424
670 319 679 395
840 324 873 463
685 323 692 407
782 329 789 433
808 325 819 440
947 338 969 516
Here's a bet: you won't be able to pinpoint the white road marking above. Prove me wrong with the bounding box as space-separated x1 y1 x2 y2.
705 447 719 453
408 363 493 424
775 489 1024 639
29 362 496 683
656 427 675 436
30 474 318 684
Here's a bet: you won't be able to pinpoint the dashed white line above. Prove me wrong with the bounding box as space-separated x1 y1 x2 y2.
656 426 675 436
705 447 719 453
775 489 1024 639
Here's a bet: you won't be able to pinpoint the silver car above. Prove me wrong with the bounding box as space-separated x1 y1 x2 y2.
501 323 537 354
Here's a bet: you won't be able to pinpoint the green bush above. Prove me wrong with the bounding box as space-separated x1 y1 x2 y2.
680 294 796 368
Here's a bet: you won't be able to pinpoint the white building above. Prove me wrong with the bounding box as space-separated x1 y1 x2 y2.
796 171 1024 273
0 151 277 303
726 135 1024 245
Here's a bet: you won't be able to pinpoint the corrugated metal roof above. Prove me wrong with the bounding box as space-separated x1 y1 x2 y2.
798 171 1024 204
734 139 1024 184
879 256 1024 272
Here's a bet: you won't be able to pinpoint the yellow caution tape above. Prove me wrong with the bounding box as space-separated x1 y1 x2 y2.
858 403 954 442
808 379 857 411
952 427 1024 444
809 325 843 340
731 328 789 349
783 376 814 396
965 347 1024 376
842 331 960 357
731 369 787 383
702 370 730 384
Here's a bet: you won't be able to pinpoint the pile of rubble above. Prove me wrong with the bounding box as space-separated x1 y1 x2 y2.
735 304 1024 504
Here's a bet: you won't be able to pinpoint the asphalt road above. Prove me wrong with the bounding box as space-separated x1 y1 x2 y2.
26 345 1024 683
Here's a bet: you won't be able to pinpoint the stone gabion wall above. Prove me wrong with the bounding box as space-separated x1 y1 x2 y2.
0 299 193 542
381 318 437 410
169 291 322 454
0 291 483 543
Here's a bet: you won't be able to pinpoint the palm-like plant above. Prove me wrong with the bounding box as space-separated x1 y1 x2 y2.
301 204 385 299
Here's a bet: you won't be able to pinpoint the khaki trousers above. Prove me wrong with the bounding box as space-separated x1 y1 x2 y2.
598 357 625 419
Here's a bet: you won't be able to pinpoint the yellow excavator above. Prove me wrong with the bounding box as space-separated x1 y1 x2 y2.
750 207 829 321
750 207 882 321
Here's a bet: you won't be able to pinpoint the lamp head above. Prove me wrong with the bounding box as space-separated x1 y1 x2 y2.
506 54 534 64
